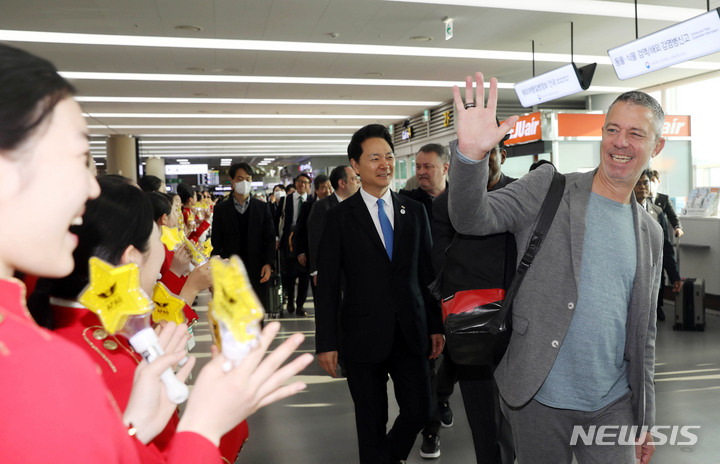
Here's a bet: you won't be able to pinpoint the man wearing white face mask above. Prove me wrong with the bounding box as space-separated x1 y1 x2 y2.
269 184 286 233
212 162 277 305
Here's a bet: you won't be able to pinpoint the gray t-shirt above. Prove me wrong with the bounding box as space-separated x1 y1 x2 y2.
535 192 636 411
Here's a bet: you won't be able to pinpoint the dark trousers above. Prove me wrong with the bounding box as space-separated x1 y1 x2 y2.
422 350 457 436
279 249 310 310
457 365 514 464
344 326 432 464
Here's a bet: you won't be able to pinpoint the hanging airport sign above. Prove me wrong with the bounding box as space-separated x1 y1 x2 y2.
166 163 209 175
608 8 720 80
514 63 595 108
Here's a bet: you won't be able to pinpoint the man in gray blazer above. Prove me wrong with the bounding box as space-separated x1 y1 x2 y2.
447 73 664 464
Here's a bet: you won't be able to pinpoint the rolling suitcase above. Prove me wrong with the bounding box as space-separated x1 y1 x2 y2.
672 236 706 331
265 273 283 319
264 252 283 319
673 278 705 331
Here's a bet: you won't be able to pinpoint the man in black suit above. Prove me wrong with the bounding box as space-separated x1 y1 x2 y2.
278 173 314 316
302 165 360 282
650 170 683 237
295 174 333 272
211 162 276 305
294 174 333 312
316 124 444 464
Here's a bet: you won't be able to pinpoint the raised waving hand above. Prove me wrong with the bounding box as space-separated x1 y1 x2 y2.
452 72 518 161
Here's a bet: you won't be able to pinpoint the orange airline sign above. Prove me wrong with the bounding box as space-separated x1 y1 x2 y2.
557 113 690 138
505 112 542 146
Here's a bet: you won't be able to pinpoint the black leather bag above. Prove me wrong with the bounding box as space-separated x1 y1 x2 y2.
437 169 565 366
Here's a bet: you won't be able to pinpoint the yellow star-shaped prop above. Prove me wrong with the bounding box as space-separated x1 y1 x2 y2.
79 257 153 335
210 256 264 343
151 282 187 325
161 226 183 251
202 239 213 259
183 236 208 266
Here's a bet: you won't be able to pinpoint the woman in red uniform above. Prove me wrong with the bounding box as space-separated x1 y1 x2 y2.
178 183 210 243
29 177 249 463
0 43 312 463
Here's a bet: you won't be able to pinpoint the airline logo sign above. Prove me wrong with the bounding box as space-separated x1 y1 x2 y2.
557 113 691 137
505 112 542 146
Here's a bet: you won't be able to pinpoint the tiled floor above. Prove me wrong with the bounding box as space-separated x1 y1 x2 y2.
189 295 720 464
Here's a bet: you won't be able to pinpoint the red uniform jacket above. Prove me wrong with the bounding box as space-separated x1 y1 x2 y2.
159 247 198 324
182 207 210 244
51 300 247 463
0 278 222 464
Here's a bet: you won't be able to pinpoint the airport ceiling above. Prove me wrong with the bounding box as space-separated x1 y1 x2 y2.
2 0 719 172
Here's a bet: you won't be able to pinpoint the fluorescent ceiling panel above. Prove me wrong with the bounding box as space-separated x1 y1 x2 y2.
134 133 352 138
76 96 440 106
3 29 718 72
139 139 350 144
144 153 345 158
384 0 703 22
84 113 407 119
87 125 359 129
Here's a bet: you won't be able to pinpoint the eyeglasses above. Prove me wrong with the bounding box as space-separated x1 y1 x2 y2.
297 180 310 185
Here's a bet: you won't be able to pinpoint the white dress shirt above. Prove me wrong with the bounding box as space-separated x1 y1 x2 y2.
291 191 308 226
359 187 394 249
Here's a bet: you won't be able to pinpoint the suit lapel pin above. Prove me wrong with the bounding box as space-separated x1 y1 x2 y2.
400 205 406 215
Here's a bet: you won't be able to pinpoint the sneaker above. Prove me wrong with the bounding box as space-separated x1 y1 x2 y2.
420 434 440 459
439 401 454 428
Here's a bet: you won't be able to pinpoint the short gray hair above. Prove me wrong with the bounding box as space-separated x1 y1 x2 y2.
418 143 450 164
608 91 665 140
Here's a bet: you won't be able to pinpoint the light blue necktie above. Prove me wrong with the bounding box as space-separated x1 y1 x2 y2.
377 198 393 260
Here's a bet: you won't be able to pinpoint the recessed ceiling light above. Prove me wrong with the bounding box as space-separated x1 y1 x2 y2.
411 36 433 42
175 25 203 32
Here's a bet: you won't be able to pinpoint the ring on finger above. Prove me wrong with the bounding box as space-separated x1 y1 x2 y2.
464 102 476 109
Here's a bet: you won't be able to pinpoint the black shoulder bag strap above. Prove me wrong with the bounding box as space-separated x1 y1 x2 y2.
489 168 566 334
